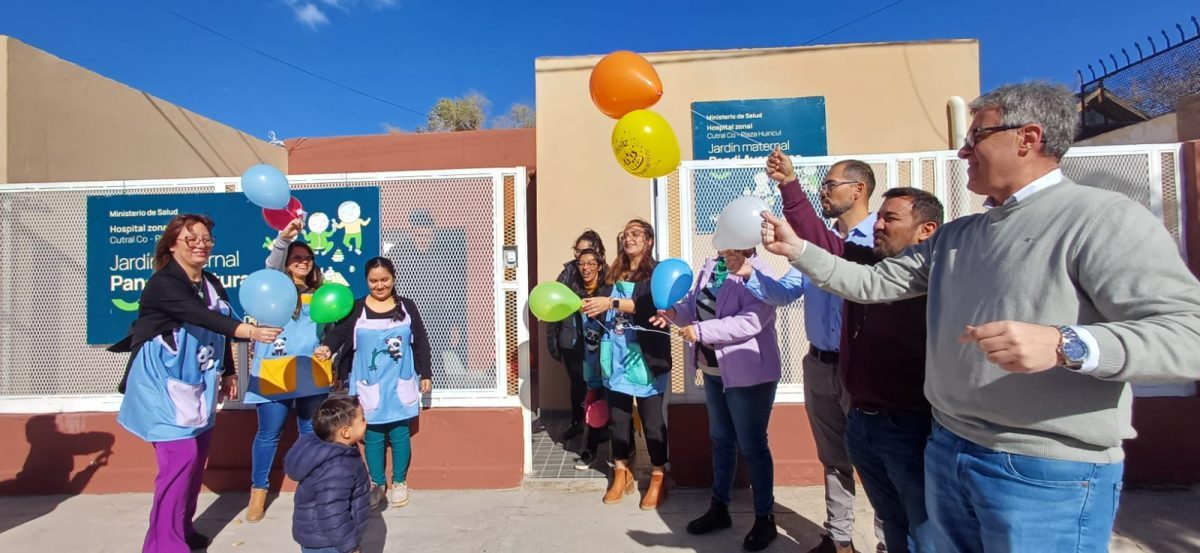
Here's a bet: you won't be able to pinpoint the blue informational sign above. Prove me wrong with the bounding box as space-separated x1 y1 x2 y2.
691 96 828 160
86 188 380 344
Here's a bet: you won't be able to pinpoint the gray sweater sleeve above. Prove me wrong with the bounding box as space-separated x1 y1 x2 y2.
789 227 935 304
1073 196 1200 382
266 235 293 271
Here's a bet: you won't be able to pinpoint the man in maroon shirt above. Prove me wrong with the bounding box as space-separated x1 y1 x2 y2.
761 148 943 553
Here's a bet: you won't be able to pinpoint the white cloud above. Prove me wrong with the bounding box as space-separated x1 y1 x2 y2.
285 0 397 29
292 2 330 29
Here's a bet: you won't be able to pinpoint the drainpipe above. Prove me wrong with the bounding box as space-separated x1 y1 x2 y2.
947 96 968 150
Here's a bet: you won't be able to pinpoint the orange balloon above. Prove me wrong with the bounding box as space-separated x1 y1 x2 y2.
589 51 664 119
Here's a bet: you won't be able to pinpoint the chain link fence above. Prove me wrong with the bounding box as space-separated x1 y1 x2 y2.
0 169 528 409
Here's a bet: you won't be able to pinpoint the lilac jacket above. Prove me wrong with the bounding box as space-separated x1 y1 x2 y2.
670 257 782 388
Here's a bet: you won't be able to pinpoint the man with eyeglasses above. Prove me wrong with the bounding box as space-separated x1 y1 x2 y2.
761 82 1200 551
742 157 883 553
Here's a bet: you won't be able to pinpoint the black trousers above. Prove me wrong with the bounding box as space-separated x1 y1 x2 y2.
608 390 668 467
562 353 588 424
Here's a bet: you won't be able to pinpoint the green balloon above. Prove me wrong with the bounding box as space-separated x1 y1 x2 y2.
310 283 355 323
529 281 582 323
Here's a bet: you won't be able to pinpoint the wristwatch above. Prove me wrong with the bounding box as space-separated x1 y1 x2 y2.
1056 326 1089 370
611 298 620 310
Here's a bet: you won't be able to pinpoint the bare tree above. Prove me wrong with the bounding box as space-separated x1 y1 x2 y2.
493 103 536 129
418 92 490 132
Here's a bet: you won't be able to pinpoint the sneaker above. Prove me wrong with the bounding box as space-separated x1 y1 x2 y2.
562 421 584 441
685 500 732 535
184 531 211 550
368 484 386 509
573 450 595 470
743 514 778 551
390 481 410 507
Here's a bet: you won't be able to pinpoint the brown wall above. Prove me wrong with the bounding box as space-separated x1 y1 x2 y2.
1179 95 1200 142
286 129 535 174
1 36 285 184
534 40 979 410
0 409 523 495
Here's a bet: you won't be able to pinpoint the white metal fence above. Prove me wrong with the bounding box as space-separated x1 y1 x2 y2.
0 168 529 413
654 143 1193 402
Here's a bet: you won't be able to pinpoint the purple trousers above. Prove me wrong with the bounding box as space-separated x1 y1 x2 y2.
144 430 213 553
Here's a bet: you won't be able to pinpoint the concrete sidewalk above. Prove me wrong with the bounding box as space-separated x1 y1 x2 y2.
1 485 1197 552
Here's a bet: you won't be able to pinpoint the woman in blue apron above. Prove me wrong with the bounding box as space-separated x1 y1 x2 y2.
242 218 333 523
579 219 672 510
110 214 281 553
315 256 432 509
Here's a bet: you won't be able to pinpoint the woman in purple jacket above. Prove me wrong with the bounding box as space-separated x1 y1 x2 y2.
653 248 782 552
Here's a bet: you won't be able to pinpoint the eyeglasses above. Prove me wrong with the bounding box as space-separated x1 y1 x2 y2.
577 261 600 268
621 230 648 240
819 179 860 193
179 236 215 248
962 124 1024 150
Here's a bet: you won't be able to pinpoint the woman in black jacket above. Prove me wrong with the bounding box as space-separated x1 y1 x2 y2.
547 229 606 439
111 213 281 552
580 219 672 510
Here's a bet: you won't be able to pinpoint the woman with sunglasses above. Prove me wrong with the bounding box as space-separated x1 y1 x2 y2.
242 217 334 523
580 219 672 510
548 230 607 440
112 214 281 552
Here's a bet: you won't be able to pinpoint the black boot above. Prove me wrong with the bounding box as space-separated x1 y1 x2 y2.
185 531 211 550
743 514 778 551
686 500 732 535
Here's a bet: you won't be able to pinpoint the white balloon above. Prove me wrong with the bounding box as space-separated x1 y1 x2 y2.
712 195 770 250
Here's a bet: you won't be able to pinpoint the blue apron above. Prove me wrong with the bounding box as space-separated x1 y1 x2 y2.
243 294 333 404
118 279 234 442
348 305 421 425
581 314 605 390
600 281 668 398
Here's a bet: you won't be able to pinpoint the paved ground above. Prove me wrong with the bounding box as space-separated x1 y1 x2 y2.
0 485 1197 552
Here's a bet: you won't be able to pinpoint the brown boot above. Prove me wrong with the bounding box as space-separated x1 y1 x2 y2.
602 467 635 504
246 488 268 523
640 471 668 510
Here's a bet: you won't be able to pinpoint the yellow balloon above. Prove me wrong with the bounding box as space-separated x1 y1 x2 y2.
611 109 681 179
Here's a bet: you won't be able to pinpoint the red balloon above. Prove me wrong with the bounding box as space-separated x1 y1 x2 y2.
262 196 305 231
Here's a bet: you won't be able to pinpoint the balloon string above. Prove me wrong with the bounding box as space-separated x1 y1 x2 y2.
686 108 773 197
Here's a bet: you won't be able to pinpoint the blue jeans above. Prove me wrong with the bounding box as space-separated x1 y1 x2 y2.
703 373 777 516
925 422 1123 552
845 408 935 552
252 394 328 489
300 547 338 553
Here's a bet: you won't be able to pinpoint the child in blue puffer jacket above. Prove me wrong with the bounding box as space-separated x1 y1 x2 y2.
284 396 371 553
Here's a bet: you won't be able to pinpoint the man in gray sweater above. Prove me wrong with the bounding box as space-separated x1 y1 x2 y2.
760 82 1200 552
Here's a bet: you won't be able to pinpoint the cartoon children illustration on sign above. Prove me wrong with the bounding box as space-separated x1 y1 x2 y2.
333 201 371 255
304 212 336 256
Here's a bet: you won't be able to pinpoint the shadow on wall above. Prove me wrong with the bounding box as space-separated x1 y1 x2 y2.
0 415 115 533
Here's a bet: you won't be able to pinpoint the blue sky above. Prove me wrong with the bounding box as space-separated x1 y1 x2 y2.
1 0 1196 140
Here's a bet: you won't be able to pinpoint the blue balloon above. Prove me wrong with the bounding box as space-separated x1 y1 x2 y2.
239 269 299 328
241 164 291 209
651 258 694 310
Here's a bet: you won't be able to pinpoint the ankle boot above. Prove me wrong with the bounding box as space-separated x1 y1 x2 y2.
245 488 268 523
640 471 668 510
743 513 778 551
686 499 732 534
603 467 635 504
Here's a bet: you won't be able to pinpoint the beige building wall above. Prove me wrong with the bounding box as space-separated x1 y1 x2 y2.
534 40 979 409
0 38 8 183
1075 113 1180 147
1 36 285 184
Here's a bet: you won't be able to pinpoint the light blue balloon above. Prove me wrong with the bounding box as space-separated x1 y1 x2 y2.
240 164 291 209
239 269 298 328
651 258 694 310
